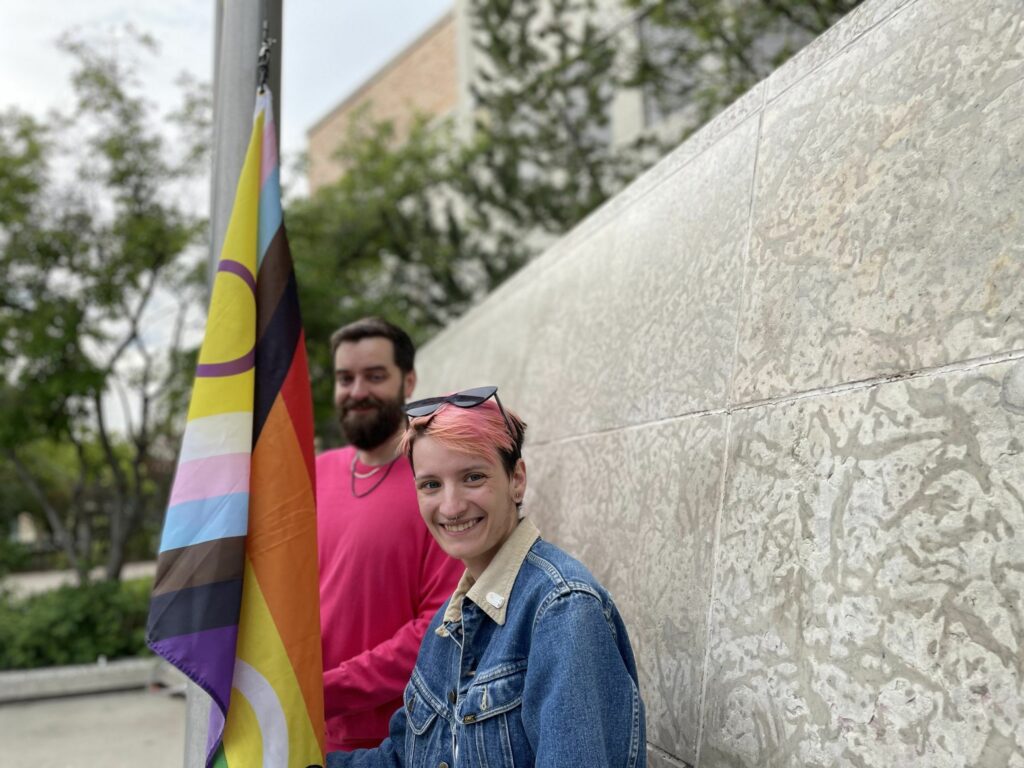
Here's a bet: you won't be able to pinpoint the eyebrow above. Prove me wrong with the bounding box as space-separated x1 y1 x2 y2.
335 365 389 375
414 464 491 480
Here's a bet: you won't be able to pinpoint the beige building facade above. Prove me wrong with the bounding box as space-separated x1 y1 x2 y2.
306 1 684 196
306 10 459 193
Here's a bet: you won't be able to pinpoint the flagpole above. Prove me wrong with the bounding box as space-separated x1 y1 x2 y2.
208 0 283 283
184 2 282 765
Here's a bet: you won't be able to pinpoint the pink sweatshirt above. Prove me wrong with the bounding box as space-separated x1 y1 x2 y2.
316 446 463 751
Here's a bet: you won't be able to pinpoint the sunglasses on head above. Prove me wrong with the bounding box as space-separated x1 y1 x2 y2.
404 386 517 441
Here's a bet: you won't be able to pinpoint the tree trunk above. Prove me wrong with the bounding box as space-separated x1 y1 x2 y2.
7 449 84 579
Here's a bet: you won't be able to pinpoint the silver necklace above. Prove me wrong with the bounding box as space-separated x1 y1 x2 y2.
351 461 383 479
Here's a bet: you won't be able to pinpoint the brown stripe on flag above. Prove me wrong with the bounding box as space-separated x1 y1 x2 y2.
152 536 246 597
256 226 292 341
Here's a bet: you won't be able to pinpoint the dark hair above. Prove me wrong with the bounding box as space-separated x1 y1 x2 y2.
330 317 415 373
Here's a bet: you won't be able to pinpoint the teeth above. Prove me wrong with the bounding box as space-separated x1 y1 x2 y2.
442 519 480 533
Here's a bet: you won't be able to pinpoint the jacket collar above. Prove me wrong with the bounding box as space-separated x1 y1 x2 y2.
438 517 540 630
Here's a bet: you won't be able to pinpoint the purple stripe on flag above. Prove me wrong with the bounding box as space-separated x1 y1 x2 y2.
217 259 256 293
169 453 250 507
196 348 255 377
149 624 238 713
207 705 226 765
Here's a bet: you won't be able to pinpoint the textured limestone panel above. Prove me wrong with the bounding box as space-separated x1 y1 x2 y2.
565 81 767 257
734 0 1024 402
512 115 758 443
764 0 915 101
702 360 1024 768
526 414 726 764
412 275 563 409
420 112 758 443
648 745 695 768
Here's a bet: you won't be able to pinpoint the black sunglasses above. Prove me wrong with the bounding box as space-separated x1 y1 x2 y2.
404 386 517 442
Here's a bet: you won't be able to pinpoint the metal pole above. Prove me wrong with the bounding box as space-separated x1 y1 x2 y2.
208 0 283 282
186 2 282 766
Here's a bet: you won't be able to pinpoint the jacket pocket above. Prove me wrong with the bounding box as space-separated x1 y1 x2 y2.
457 662 530 768
402 675 450 768
404 677 441 735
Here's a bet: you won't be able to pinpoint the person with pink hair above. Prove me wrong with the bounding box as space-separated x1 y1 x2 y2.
318 318 462 752
328 386 646 767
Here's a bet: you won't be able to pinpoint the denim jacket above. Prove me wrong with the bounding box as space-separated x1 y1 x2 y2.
327 518 646 768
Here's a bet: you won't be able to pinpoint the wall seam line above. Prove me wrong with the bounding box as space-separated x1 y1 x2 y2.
694 409 733 768
764 0 920 108
422 0 920 359
529 347 1024 450
726 70 768 424
694 79 767 768
440 104 768 337
648 740 694 767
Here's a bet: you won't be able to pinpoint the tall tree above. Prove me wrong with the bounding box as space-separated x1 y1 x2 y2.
289 112 529 441
0 31 208 582
463 0 655 235
289 0 863 444
627 0 863 128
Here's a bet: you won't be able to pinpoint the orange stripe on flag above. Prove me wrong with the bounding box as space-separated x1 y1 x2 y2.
249 393 324 742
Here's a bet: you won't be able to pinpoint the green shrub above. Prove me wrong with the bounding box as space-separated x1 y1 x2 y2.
0 577 152 670
0 539 31 578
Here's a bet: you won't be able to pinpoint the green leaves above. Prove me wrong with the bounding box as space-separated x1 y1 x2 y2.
0 111 47 228
289 112 528 441
0 578 153 669
0 29 208 582
625 0 862 128
288 0 861 449
466 0 637 233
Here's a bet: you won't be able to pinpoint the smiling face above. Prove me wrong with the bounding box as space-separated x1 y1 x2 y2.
412 434 526 578
334 337 416 450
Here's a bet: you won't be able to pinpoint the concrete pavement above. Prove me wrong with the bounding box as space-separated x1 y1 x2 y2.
0 687 185 768
1 562 157 600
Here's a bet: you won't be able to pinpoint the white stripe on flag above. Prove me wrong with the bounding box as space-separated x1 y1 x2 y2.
233 658 289 768
179 412 253 463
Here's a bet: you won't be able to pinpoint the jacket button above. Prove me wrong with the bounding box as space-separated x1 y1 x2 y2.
447 689 457 704
439 763 449 768
462 714 476 724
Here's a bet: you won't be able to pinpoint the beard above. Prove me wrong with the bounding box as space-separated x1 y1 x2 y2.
337 385 407 450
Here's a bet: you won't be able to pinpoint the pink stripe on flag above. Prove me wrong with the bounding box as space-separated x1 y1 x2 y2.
170 453 251 507
261 109 278 188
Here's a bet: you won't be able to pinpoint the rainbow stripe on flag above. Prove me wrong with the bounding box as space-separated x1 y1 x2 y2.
147 88 325 768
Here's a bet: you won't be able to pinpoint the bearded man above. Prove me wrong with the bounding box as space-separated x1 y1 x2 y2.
316 317 462 752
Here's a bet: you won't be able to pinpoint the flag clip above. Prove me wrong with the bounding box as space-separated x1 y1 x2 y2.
257 19 277 93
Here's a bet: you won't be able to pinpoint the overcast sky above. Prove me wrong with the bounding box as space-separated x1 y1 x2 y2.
2 0 453 192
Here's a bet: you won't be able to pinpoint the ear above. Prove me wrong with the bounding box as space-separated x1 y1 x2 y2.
510 458 527 504
403 369 417 400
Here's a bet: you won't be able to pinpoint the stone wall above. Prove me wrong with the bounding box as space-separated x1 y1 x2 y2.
413 1 1024 765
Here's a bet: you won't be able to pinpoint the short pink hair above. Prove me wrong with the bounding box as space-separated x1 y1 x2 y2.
400 399 526 475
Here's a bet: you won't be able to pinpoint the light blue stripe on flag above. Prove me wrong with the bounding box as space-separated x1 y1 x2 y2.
159 492 249 552
257 167 282 266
